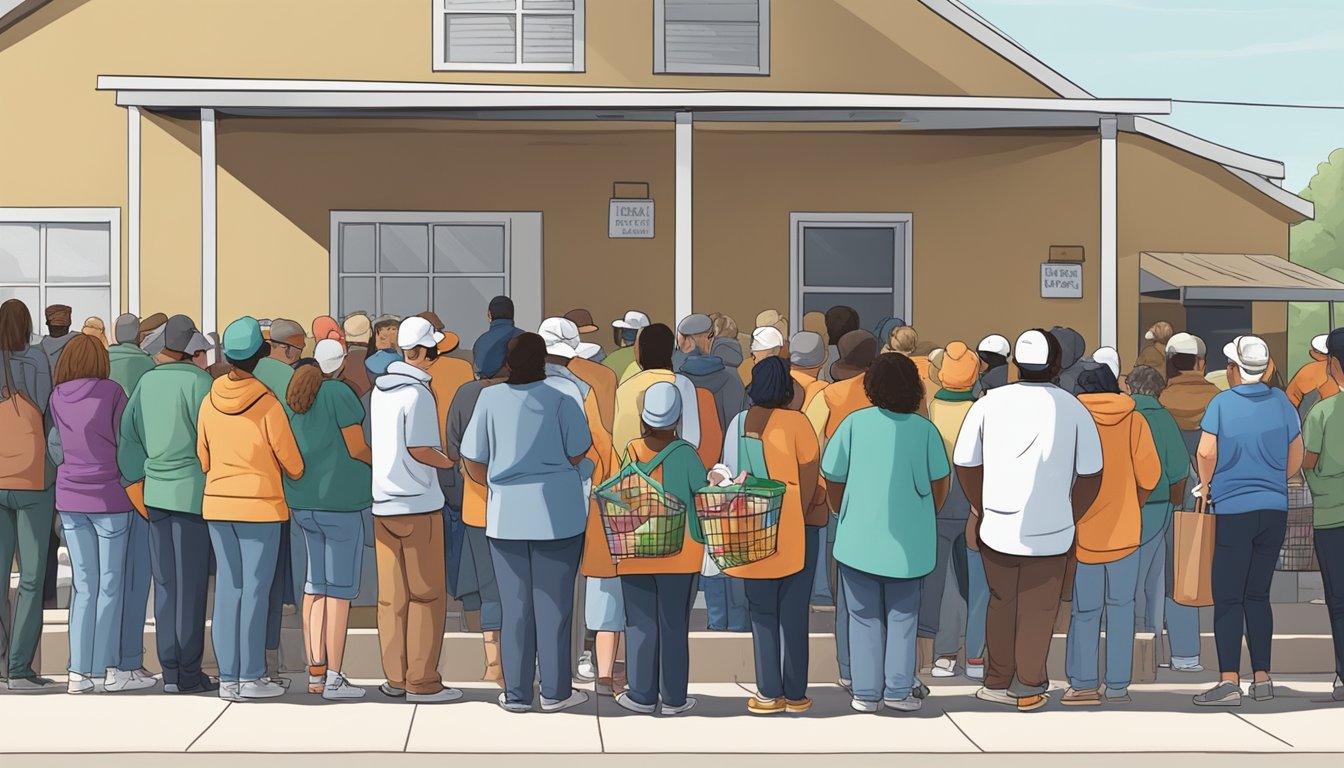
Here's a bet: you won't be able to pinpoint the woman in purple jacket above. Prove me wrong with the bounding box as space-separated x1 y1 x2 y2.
48 334 156 694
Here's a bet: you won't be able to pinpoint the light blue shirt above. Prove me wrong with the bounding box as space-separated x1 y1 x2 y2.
1201 383 1301 515
461 379 593 541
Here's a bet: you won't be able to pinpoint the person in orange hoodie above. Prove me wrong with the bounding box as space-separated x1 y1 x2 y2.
1063 351 1161 707
197 316 305 703
1287 334 1340 415
788 331 829 412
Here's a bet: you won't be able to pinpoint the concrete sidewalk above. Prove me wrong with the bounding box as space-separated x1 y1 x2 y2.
1 672 1341 757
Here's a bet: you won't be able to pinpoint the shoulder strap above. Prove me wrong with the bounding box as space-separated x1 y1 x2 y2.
2 349 18 407
639 439 689 472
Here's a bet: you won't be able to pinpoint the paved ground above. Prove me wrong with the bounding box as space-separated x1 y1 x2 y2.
2 672 1343 760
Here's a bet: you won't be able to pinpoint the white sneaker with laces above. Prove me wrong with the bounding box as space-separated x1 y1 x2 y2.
105 667 158 692
238 679 286 700
219 682 244 702
884 696 923 712
67 673 95 695
931 658 957 678
850 698 881 713
321 671 367 701
575 650 597 682
975 686 1016 706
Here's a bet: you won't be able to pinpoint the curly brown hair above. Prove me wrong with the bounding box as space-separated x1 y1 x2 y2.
286 362 323 414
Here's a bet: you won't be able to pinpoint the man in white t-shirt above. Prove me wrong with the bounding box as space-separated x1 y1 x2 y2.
953 329 1103 712
370 316 461 704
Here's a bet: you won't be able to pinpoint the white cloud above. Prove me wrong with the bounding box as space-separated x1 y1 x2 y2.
1134 31 1344 61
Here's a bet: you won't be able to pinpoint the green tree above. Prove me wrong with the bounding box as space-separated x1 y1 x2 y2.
1289 148 1344 377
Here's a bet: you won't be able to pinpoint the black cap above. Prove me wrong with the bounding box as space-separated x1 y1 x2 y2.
1327 328 1344 364
488 295 514 320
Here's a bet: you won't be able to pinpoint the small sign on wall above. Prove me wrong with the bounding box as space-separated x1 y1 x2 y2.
609 199 654 239
1041 262 1083 299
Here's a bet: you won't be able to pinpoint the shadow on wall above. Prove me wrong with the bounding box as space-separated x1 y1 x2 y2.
0 0 95 56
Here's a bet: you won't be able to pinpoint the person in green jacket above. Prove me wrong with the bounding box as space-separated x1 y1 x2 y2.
108 313 156 398
1125 365 1190 654
604 310 648 382
117 314 216 694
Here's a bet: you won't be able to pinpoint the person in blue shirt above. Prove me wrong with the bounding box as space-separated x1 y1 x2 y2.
471 296 525 379
1193 335 1303 708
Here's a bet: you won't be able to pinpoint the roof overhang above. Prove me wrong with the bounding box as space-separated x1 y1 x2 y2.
1141 252 1344 303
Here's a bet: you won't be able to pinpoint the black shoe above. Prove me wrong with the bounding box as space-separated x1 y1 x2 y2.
171 679 220 694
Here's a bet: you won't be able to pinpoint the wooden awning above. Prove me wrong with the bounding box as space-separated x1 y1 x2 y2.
1140 252 1344 303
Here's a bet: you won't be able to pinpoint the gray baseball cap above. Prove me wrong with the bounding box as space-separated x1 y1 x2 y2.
789 331 826 368
114 313 140 345
269 318 305 346
162 314 199 354
676 314 713 336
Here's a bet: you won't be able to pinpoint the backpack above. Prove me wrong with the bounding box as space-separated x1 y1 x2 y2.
0 350 47 490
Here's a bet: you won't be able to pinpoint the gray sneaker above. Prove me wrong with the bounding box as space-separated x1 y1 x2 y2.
1193 681 1242 707
1333 677 1344 702
884 696 923 712
1249 680 1274 702
540 689 589 713
7 676 59 692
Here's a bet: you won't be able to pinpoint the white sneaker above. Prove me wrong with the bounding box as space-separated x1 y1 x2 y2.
540 689 590 713
408 687 464 704
497 692 531 712
975 687 1016 706
105 667 158 692
238 679 286 700
931 658 957 678
575 650 597 682
850 698 881 713
1172 656 1205 673
884 696 923 712
261 676 291 689
219 682 244 702
661 697 697 716
321 672 367 701
67 673 95 695
615 691 657 714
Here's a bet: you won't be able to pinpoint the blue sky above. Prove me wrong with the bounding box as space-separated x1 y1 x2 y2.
964 0 1344 192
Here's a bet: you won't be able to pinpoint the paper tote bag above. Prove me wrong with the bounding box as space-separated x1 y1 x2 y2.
0 350 46 491
1172 496 1215 607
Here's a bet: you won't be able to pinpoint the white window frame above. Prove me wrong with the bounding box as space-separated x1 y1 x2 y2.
328 210 543 333
433 0 586 73
789 212 913 334
654 0 771 75
0 207 121 340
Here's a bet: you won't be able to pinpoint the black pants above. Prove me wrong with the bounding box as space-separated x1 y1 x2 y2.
147 507 212 689
1315 526 1344 682
620 572 696 708
1212 509 1286 674
743 528 820 701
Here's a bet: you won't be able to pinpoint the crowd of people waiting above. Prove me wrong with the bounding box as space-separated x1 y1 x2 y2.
1 296 1343 714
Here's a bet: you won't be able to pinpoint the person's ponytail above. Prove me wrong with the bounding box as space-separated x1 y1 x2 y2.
287 362 323 414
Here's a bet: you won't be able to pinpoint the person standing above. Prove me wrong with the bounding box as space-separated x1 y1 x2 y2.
39 304 75 373
417 314 473 610
788 332 829 412
80 317 109 349
819 306 860 383
613 324 701 460
1050 326 1089 395
285 342 374 700
675 314 748 432
1193 336 1303 707
565 309 606 364
954 330 1104 712
109 314 155 397
370 317 461 704
364 315 404 378
118 314 216 694
471 297 524 377
1063 357 1161 706
461 333 593 713
824 353 950 713
976 335 1012 395
1136 322 1174 379
607 310 650 384
0 299 58 691
1302 327 1344 702
338 312 374 399
1287 334 1339 418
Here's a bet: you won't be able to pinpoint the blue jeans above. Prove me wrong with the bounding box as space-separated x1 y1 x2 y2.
208 521 282 683
120 512 151 670
744 528 819 701
1066 551 1141 695
1163 516 1202 661
841 563 921 702
836 565 851 680
809 525 832 604
291 509 365 600
458 525 502 631
1135 526 1166 637
703 574 749 631
620 572 695 708
965 547 989 662
489 535 582 706
61 512 130 676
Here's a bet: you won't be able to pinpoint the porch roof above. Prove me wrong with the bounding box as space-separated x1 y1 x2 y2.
1140 252 1344 304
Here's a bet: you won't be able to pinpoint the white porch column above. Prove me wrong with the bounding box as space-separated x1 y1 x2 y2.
201 108 217 335
127 106 141 316
1099 117 1118 350
675 111 693 322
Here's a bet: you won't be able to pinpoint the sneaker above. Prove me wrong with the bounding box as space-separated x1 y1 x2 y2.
785 697 812 713
261 676 291 690
1171 656 1205 673
1017 693 1048 712
1062 687 1101 707
167 679 220 694
965 659 985 681
219 682 244 702
497 692 531 713
931 658 957 678
1332 677 1343 702
614 692 657 714
380 682 406 698
575 650 597 683
408 687 464 704
837 677 852 693
7 676 59 692
134 667 160 680
1249 679 1274 702
67 673 95 695
850 698 881 713
975 687 1016 706
237 679 287 700
321 672 366 701
661 697 697 716
1193 681 1242 707
540 689 589 713
884 696 923 712
105 667 157 693
912 680 931 700
308 664 327 694
1105 691 1132 704
747 696 787 714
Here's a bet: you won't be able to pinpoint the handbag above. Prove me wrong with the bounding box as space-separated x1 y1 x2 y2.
0 350 46 491
1172 489 1215 607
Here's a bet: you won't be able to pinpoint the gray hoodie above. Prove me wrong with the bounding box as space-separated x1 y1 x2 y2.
676 348 749 431
1050 326 1088 395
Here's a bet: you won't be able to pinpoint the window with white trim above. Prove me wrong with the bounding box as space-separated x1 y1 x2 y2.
655 0 770 75
0 213 117 343
434 0 585 72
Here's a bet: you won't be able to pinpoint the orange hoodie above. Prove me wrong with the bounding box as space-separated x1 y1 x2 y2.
197 373 304 523
1075 393 1161 564
1287 353 1340 408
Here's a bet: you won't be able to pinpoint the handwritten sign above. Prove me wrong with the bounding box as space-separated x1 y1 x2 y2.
609 199 654 239
1041 263 1083 299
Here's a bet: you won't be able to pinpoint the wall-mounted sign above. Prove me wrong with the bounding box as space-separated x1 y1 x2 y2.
609 199 654 239
1041 262 1083 299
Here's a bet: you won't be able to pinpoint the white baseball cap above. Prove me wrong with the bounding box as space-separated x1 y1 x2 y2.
314 338 347 375
1165 332 1205 358
538 317 580 358
1014 330 1052 370
613 310 650 331
575 342 604 360
1312 334 1329 355
751 326 785 353
1092 347 1120 379
396 316 444 351
977 334 1011 358
1224 335 1270 376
